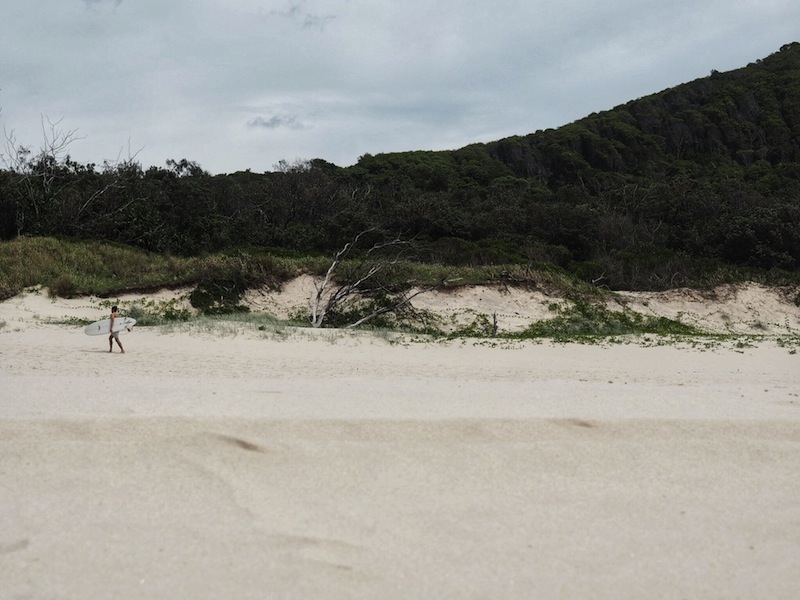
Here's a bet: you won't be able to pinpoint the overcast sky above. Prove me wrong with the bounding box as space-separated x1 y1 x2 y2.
1 0 797 174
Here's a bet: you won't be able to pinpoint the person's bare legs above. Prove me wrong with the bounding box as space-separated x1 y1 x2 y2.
109 334 125 353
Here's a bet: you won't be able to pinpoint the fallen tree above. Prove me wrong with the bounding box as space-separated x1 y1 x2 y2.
309 230 436 329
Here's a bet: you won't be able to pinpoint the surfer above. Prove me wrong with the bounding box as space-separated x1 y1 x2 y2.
109 306 126 353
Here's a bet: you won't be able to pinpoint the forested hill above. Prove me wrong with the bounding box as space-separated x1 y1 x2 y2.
1 43 799 290
489 42 800 182
361 42 800 187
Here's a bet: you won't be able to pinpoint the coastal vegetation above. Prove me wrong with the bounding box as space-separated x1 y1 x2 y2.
1 43 799 333
0 235 595 303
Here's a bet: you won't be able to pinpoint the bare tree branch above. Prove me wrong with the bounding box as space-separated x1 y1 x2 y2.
309 229 423 328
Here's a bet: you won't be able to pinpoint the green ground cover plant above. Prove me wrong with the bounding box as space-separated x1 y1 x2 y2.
517 301 702 339
444 299 702 342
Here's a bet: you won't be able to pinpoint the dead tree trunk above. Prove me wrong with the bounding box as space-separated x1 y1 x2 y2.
309 230 434 329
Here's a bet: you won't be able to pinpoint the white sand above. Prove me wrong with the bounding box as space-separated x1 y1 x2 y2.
1 286 799 599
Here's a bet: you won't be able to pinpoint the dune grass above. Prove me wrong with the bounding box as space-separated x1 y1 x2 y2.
0 237 304 302
0 236 598 301
0 237 199 299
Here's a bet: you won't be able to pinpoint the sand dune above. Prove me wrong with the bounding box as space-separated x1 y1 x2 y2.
1 285 799 599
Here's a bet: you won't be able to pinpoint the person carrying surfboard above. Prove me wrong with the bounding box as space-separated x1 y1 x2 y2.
109 306 126 353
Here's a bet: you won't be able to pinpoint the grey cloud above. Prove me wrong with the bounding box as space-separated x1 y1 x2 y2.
302 13 336 30
270 0 336 31
270 1 302 19
247 115 305 130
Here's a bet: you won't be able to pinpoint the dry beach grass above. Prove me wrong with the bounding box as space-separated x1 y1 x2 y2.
1 283 799 598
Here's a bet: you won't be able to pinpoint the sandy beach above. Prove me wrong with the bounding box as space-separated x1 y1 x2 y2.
1 286 799 599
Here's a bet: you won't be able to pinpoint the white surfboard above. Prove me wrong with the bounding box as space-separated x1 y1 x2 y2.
84 316 137 336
